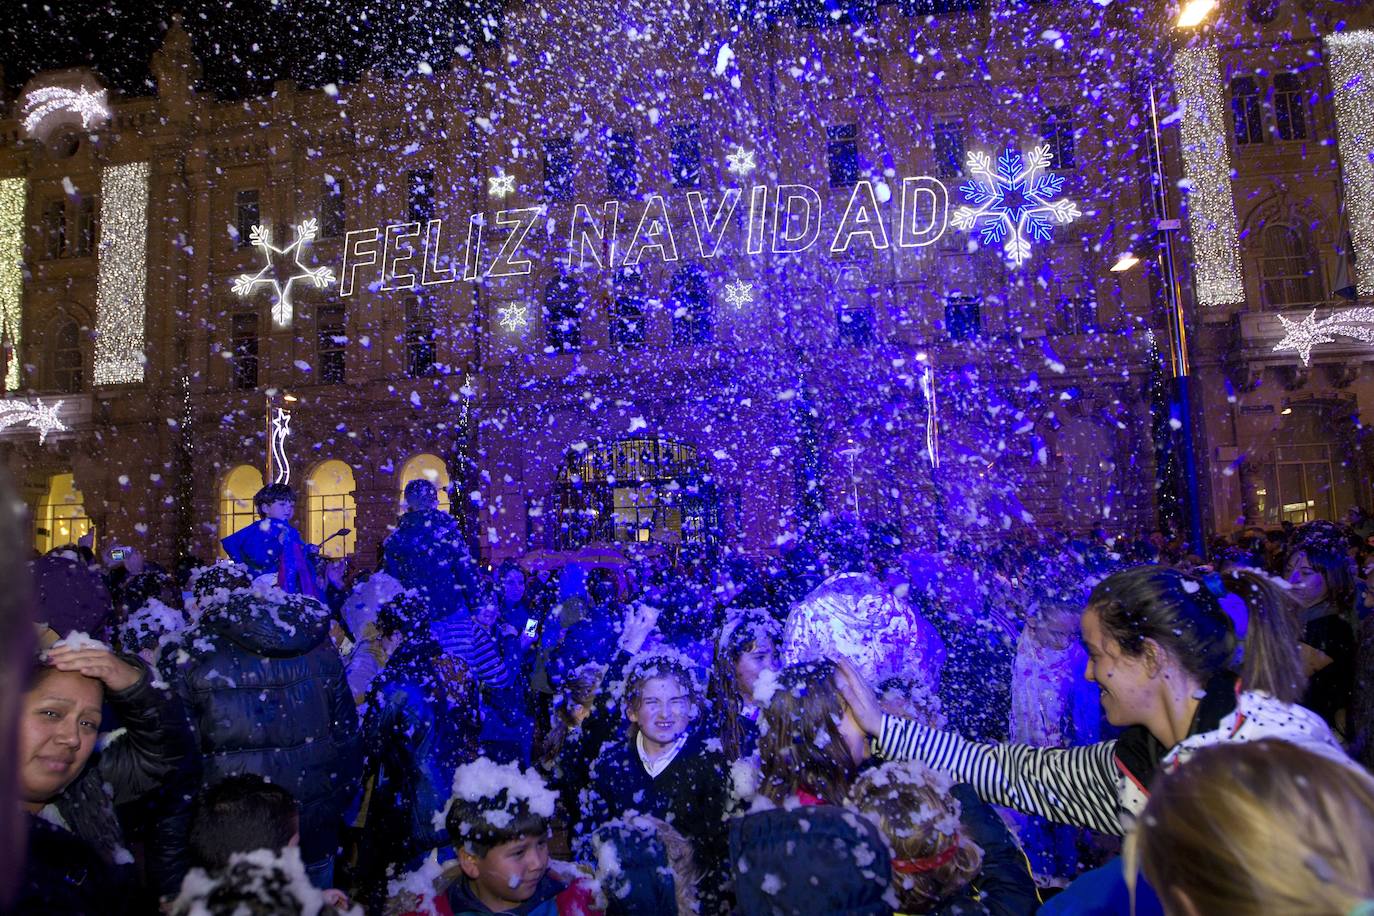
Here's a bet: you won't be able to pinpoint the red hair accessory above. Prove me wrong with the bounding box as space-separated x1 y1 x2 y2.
891 844 960 875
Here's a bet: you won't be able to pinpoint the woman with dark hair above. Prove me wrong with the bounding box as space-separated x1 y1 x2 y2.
16 635 195 913
707 607 780 761
1286 521 1357 734
838 565 1341 912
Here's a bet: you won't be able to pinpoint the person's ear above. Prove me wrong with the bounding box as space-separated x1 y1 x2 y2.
288 832 300 848
1141 638 1165 678
458 848 482 880
626 704 640 726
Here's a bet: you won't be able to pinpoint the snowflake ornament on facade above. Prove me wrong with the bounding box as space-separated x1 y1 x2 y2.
723 279 754 308
231 219 336 327
497 303 529 332
726 147 757 177
488 174 516 198
1272 307 1374 365
951 145 1080 266
0 398 66 444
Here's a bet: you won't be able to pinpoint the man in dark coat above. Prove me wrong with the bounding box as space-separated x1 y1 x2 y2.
383 478 478 618
160 584 361 888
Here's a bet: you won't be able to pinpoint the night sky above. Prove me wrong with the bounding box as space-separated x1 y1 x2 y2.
1 0 503 101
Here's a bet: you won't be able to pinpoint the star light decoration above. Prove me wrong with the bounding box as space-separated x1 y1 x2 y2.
0 398 66 444
723 279 754 308
232 219 336 327
269 407 293 484
725 147 756 176
951 145 1080 266
488 174 516 197
1272 307 1374 365
497 303 529 332
21 86 110 136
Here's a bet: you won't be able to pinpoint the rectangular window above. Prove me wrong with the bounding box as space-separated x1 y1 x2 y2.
408 169 435 223
235 189 260 248
231 312 259 389
837 305 875 346
43 199 66 259
607 129 638 198
669 123 701 189
317 305 346 384
945 294 982 341
934 122 966 179
1040 106 1076 170
73 196 97 256
1055 296 1099 335
405 296 436 378
1273 73 1308 142
827 124 860 188
544 138 575 201
321 178 346 238
1231 77 1265 145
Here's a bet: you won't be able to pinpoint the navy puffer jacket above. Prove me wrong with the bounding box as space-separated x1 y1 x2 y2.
160 590 361 864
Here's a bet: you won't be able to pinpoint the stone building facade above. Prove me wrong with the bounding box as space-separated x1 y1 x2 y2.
3 0 1366 568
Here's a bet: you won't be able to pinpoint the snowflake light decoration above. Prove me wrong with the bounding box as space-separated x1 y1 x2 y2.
488 174 516 198
232 219 336 327
723 279 754 308
726 147 757 177
951 145 1080 266
21 87 110 136
1272 307 1374 365
497 303 529 332
0 398 66 444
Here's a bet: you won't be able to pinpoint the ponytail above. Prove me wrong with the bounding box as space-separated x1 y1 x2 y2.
1220 569 1306 702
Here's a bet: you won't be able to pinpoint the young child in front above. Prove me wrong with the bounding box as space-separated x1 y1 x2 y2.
443 758 598 916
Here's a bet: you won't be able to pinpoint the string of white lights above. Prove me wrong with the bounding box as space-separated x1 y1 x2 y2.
0 178 24 391
1325 31 1374 298
93 162 150 385
1173 47 1244 306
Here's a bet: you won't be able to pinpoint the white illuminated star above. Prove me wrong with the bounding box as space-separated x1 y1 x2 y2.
489 174 516 197
0 398 66 444
497 303 529 332
232 219 335 327
725 147 756 177
1273 307 1374 365
723 279 754 308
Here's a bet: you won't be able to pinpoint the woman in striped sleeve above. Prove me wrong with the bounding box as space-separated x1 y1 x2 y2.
837 566 1354 839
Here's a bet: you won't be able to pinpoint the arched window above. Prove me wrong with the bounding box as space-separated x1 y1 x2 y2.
218 464 264 549
1259 225 1323 309
35 472 91 554
307 460 357 558
399 453 451 514
52 319 83 393
545 273 583 352
670 265 711 345
552 437 719 549
611 267 645 348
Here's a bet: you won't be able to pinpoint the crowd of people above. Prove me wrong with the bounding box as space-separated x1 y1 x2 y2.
7 475 1374 915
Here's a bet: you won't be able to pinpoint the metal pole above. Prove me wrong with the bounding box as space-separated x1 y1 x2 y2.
1148 81 1205 555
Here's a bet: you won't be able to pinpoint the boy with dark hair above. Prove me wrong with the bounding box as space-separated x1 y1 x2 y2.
188 774 300 872
443 759 597 916
582 647 729 911
221 483 319 596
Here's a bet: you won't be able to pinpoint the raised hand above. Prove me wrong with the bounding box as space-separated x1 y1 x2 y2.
46 645 143 693
833 655 884 738
619 602 662 655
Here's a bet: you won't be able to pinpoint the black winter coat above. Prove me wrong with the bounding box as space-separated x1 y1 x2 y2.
13 665 195 914
382 509 479 617
582 728 730 911
160 593 362 865
930 785 1040 916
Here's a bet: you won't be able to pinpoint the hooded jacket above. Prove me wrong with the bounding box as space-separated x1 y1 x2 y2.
160 589 361 864
383 508 479 617
731 804 894 916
